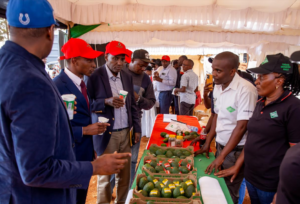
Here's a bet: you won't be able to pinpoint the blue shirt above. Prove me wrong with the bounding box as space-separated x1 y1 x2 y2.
105 65 129 129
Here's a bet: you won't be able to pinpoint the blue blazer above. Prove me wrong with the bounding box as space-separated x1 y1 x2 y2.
0 41 93 204
87 65 141 155
53 71 94 162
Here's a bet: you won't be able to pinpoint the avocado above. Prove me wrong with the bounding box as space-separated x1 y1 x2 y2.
180 182 187 190
171 161 179 168
165 150 173 158
144 163 152 169
181 167 190 174
163 138 169 143
173 186 185 198
174 158 181 163
185 185 196 198
180 160 188 166
138 189 148 197
149 145 158 153
147 166 156 173
150 160 157 168
184 131 190 135
177 196 188 199
185 179 194 186
138 177 148 190
149 188 161 197
147 201 155 204
166 167 172 171
180 156 186 159
173 179 182 186
172 156 179 159
161 178 169 186
171 167 180 174
156 149 164 156
147 175 155 182
155 166 164 172
143 182 155 193
160 132 167 138
161 143 167 147
161 187 172 198
175 150 183 157
155 181 163 191
183 150 192 156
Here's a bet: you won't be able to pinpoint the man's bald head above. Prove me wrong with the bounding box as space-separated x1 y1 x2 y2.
214 51 239 70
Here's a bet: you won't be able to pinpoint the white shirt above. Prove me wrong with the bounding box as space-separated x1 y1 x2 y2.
156 64 177 92
64 68 82 92
180 69 198 105
214 73 257 146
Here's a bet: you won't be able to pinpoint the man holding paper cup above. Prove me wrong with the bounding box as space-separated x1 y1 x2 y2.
0 1 131 204
87 41 141 204
53 38 110 204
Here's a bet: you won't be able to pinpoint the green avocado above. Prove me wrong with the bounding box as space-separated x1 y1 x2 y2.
161 187 172 198
138 176 148 190
180 160 188 166
156 149 164 156
149 145 158 154
185 185 196 198
180 182 187 190
175 150 183 157
149 188 161 197
181 167 190 174
150 160 157 168
165 150 173 158
160 132 167 138
173 186 185 198
163 138 169 143
180 156 187 159
183 150 192 156
184 131 190 135
147 175 155 182
171 161 179 168
161 143 167 147
171 167 180 174
138 189 148 197
143 182 155 193
155 181 164 191
155 166 164 173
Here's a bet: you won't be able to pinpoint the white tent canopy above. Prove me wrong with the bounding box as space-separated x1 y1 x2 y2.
49 0 300 62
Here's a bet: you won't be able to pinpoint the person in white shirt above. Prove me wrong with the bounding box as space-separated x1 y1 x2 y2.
194 51 257 204
174 59 198 116
153 55 177 114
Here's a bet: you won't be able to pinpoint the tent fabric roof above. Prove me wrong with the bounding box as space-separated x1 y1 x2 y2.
49 0 300 34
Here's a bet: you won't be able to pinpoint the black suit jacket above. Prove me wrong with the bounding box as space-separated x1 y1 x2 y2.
87 65 141 155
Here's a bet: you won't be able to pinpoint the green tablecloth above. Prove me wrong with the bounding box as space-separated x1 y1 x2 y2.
131 150 234 204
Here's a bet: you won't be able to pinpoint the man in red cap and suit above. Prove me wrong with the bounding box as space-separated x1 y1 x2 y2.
53 38 111 204
153 55 177 114
87 41 141 204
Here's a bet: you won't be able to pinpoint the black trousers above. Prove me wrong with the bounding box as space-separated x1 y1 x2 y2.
215 143 244 204
180 102 194 116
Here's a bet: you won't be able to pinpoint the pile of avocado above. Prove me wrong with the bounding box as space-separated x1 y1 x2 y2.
143 157 192 174
149 145 192 158
138 175 196 199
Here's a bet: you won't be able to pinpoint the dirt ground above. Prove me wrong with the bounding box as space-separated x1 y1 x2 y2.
85 104 251 204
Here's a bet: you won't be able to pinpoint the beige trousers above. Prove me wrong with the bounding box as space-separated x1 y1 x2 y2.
96 128 131 204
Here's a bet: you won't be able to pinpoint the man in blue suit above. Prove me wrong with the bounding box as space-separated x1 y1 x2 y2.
87 41 141 204
0 1 131 204
53 38 110 204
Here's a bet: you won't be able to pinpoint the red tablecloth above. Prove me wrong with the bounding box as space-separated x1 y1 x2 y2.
146 114 202 151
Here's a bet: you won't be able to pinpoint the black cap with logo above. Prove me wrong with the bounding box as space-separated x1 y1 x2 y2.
247 53 293 74
132 49 151 63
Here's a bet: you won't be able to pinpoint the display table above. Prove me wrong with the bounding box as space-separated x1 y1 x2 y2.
128 114 234 204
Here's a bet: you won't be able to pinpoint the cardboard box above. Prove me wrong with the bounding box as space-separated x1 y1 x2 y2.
147 144 194 158
134 173 201 203
143 155 196 176
129 198 202 204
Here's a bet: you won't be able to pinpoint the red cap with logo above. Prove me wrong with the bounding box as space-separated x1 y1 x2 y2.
105 41 132 63
161 55 170 62
60 38 103 60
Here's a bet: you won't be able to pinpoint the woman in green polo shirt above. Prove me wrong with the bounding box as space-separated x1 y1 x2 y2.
214 53 300 204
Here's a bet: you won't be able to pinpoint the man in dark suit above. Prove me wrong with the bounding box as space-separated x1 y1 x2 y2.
0 1 131 204
53 38 110 204
87 41 141 204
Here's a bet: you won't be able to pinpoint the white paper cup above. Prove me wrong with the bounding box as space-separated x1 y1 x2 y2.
119 90 128 102
62 94 76 120
98 117 109 135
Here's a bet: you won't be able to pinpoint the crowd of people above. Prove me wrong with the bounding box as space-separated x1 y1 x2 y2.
1 1 300 204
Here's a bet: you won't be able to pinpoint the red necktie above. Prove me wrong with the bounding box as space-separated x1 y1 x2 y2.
80 80 89 110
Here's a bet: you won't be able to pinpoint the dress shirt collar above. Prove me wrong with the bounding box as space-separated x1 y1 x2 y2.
105 64 121 79
64 67 82 87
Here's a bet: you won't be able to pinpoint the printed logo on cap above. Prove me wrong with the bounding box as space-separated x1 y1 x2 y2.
261 57 268 65
19 13 30 25
281 63 291 71
117 42 123 49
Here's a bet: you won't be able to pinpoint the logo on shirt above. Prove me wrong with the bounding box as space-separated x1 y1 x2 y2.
227 106 236 113
270 111 278 118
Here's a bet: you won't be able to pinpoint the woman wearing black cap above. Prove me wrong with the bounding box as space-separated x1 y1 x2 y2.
215 53 300 204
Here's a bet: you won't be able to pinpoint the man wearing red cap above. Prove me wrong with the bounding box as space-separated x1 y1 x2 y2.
87 41 141 204
153 55 177 114
53 38 111 204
